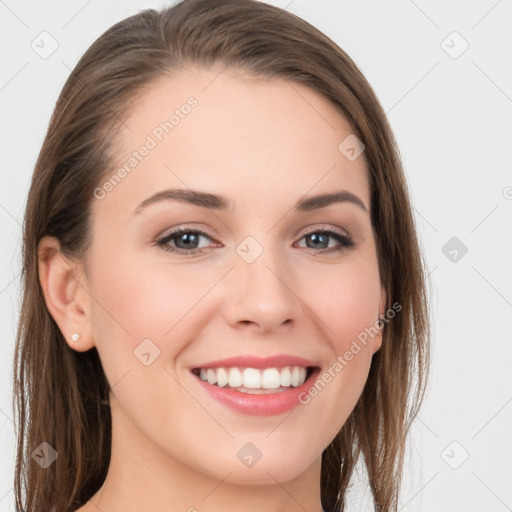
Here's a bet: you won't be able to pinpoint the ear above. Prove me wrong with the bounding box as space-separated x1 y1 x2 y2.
371 286 388 355
37 236 94 352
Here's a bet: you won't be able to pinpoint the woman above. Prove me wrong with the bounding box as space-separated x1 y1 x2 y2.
13 1 431 511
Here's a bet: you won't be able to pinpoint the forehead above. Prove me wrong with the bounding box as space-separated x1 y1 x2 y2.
100 66 370 215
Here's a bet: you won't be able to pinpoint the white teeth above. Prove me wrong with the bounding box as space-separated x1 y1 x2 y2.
243 368 261 389
196 365 310 389
206 368 217 385
216 367 229 387
228 367 243 387
261 368 281 389
291 367 307 386
291 366 300 387
280 367 291 386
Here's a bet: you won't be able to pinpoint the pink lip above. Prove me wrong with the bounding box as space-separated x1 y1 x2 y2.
190 354 320 370
191 366 321 416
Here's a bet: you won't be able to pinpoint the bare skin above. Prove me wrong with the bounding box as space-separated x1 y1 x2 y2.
38 65 385 512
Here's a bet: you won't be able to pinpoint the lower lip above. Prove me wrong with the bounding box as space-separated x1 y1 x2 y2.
192 369 320 416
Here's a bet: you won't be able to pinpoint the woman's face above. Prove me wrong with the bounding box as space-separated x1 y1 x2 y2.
83 66 385 485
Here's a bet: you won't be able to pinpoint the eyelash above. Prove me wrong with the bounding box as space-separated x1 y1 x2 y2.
155 226 356 256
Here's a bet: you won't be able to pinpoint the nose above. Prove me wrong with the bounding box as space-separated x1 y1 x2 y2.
223 249 301 335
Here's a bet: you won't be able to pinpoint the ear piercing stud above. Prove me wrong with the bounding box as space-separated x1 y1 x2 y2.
71 333 80 342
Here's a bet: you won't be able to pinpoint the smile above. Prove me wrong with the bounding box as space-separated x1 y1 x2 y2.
192 365 313 393
190 357 321 415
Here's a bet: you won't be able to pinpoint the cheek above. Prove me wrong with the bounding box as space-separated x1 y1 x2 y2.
298 262 379 431
87 247 220 410
88 247 203 344
317 260 381 351
87 254 197 440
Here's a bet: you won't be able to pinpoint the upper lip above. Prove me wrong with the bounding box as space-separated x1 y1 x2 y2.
190 354 321 370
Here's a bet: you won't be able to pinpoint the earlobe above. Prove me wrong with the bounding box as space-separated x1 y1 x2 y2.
37 236 94 352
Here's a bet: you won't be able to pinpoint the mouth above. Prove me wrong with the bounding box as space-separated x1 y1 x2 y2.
191 365 319 394
189 354 322 415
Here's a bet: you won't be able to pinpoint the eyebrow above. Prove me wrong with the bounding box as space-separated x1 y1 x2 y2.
133 188 368 215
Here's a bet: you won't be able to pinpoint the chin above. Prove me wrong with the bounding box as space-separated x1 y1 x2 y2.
194 443 318 486
225 460 313 486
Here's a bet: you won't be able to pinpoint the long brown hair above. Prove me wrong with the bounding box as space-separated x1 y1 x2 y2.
13 1 431 510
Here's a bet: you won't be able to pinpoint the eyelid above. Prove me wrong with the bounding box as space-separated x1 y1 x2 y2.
157 223 350 244
299 223 350 238
157 223 219 241
155 222 355 256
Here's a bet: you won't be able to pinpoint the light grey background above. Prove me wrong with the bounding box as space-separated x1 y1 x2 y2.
1 0 511 510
